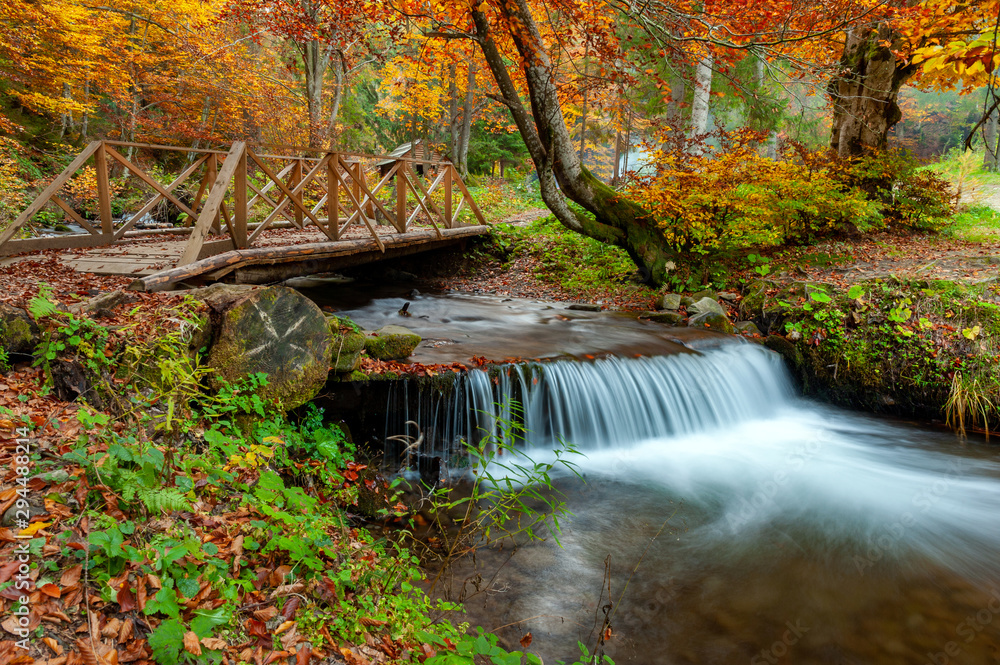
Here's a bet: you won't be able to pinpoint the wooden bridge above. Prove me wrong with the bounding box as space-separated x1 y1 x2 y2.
0 140 489 291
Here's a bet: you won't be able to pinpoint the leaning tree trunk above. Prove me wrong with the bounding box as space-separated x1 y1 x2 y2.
470 3 678 284
829 23 917 158
983 104 999 171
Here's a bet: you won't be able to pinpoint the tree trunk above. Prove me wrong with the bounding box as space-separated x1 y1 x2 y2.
828 23 916 158
326 54 344 149
579 58 588 160
754 56 778 160
984 103 999 171
303 40 331 149
471 2 677 284
688 54 713 148
611 129 621 186
81 79 90 139
447 61 460 161
456 61 476 177
59 83 73 140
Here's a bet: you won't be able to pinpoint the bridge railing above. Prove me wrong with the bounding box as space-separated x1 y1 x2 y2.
0 141 487 266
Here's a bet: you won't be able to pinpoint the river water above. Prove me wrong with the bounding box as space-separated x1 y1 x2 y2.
314 286 1000 664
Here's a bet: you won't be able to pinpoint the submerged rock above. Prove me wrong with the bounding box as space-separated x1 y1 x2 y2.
365 325 421 360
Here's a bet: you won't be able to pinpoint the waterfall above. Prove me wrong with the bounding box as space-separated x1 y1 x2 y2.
383 343 793 463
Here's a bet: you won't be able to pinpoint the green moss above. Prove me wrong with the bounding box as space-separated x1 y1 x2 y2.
751 278 1000 430
364 325 420 361
347 370 369 382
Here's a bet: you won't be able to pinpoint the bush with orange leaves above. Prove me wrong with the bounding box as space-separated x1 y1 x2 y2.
628 131 884 253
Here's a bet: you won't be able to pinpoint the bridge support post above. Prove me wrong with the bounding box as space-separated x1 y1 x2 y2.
328 155 340 240
94 142 114 240
444 165 453 229
234 146 248 248
178 142 246 266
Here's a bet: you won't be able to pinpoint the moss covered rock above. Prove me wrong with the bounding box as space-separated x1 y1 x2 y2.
201 285 332 410
328 317 366 372
688 297 726 317
0 303 39 357
687 311 735 333
655 293 683 311
364 325 421 360
640 311 684 324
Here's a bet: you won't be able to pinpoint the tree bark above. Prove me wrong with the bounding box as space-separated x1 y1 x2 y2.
828 23 916 158
983 102 999 171
303 40 332 148
456 61 476 177
754 56 778 160
326 54 344 149
688 54 713 148
470 3 677 284
446 61 460 160
81 79 90 139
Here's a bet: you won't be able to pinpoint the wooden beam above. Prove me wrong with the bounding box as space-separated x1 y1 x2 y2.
452 169 488 226
51 196 100 236
328 157 340 240
444 165 453 228
246 150 324 229
103 145 201 223
94 143 114 237
132 225 489 291
402 164 446 238
338 156 399 235
234 148 248 248
291 159 304 229
247 162 296 209
396 167 407 233
103 140 225 155
114 156 207 240
330 162 385 252
177 142 246 266
0 141 103 248
245 183 298 244
208 155 221 234
0 233 111 256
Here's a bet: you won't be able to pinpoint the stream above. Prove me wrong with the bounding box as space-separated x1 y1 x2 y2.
307 284 1000 664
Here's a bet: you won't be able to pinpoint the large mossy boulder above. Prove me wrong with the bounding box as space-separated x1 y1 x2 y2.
328 317 366 372
655 293 683 311
0 303 39 358
687 297 726 317
687 311 735 334
364 325 420 360
197 285 332 410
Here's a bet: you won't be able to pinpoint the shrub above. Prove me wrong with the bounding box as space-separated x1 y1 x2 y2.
628 131 881 252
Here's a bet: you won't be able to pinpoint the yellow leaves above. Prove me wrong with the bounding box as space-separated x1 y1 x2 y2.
224 443 275 471
19 520 53 537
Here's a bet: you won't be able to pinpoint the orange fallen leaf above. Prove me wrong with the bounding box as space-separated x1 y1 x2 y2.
183 631 203 656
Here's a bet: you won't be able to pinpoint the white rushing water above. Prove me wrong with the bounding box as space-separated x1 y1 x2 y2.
387 342 1000 663
388 343 1000 577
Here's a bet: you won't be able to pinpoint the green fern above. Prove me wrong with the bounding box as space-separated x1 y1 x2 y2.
28 285 58 320
138 487 191 514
